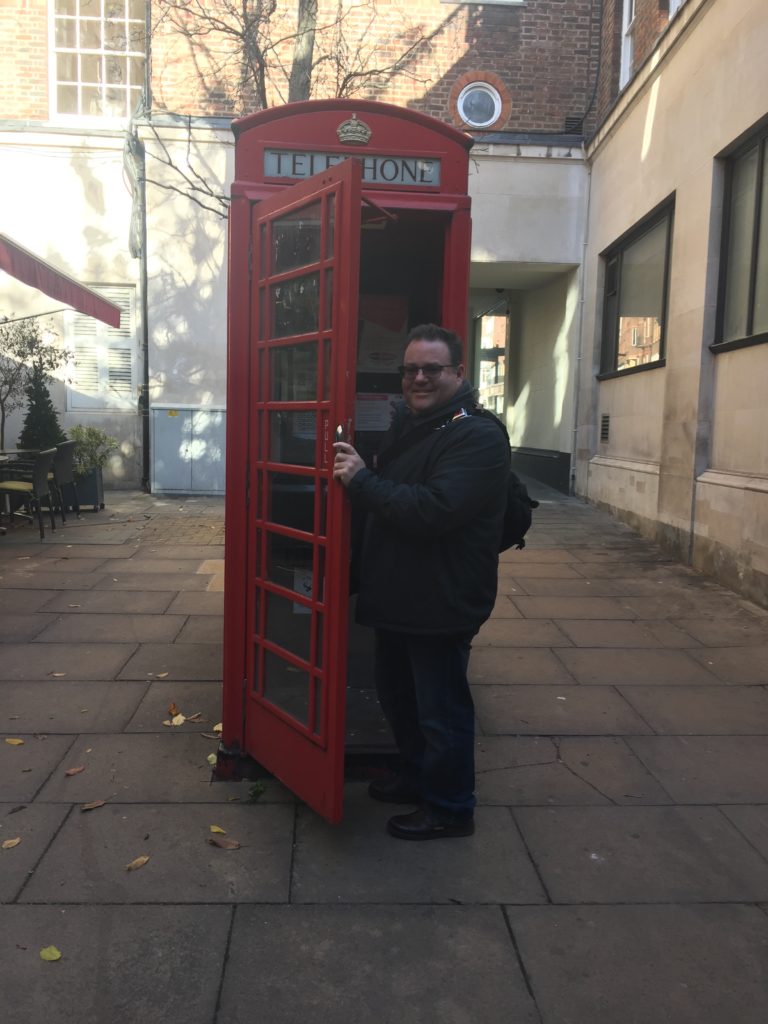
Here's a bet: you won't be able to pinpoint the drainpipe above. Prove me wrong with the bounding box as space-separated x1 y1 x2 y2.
126 128 151 492
570 148 593 498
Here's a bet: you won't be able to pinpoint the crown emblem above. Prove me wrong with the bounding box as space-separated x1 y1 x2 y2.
336 115 372 146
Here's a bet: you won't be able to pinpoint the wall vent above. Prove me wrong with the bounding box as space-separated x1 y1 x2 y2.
600 414 610 443
564 115 584 134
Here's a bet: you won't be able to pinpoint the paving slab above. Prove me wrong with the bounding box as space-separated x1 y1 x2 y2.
475 736 612 805
511 596 638 619
627 736 768 802
515 577 691 597
221 905 539 1024
495 576 530 595
0 643 136 681
92 571 209 591
555 618 699 648
0 543 137 559
1 556 108 573
21 802 294 904
669 616 768 646
500 548 575 563
555 737 674 804
569 549 672 563
0 803 69 902
509 904 768 1024
98 557 208 575
498 562 584 579
616 591 758 618
174 616 223 643
40 590 175 614
0 589 60 613
570 562 687 579
32 613 186 644
34 733 288 803
292 789 546 904
555 647 721 685
124 681 222 732
475 619 572 647
0 570 100 590
515 805 768 902
720 806 768 860
0 904 231 1024
165 591 225 615
2 682 147 733
132 544 226 559
469 646 576 685
0 613 58 642
489 595 524 618
619 684 768 734
0 735 74 802
688 645 768 683
473 684 652 735
117 642 222 680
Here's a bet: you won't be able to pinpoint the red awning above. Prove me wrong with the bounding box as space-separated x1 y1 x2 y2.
0 233 121 328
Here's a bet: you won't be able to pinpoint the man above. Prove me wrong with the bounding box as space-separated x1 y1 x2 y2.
333 324 509 840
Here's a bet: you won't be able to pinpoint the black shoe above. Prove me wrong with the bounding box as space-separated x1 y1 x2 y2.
368 774 421 805
387 807 475 841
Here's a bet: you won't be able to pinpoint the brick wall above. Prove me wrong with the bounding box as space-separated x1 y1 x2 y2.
1 0 602 136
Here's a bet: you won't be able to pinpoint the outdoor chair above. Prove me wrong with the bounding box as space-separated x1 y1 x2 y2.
0 448 57 540
50 439 80 522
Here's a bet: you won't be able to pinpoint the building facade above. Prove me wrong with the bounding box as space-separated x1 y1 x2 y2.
1 0 766 606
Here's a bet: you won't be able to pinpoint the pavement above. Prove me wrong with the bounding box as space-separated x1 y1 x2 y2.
2 486 768 1024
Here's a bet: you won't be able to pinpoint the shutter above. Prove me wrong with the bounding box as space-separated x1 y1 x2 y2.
108 345 133 397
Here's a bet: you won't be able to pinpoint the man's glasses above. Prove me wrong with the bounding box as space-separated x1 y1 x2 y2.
398 363 457 380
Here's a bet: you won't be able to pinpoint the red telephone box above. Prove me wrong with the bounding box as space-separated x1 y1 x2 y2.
220 100 473 823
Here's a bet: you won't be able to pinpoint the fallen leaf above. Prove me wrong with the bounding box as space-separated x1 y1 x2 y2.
2 838 21 849
185 712 203 722
171 713 186 727
50 672 66 678
80 800 106 812
80 709 89 714
162 720 172 727
9 716 19 720
5 738 24 746
206 753 217 766
213 723 223 733
200 732 220 740
167 702 180 717
64 765 85 777
39 946 62 962
208 836 240 850
157 672 169 679
209 825 227 834
125 855 150 871
68 604 81 608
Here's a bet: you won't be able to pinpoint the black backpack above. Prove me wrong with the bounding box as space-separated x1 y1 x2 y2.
473 408 539 551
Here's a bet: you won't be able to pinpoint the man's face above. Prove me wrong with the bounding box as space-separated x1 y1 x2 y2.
401 339 464 417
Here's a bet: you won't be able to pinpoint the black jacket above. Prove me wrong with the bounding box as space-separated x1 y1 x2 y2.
347 381 510 635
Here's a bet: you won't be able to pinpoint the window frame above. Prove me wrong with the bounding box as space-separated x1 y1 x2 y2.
66 285 138 412
598 197 675 380
619 0 636 90
48 0 148 124
712 122 768 355
456 82 503 129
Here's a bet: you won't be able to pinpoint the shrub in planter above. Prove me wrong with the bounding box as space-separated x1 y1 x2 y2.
70 425 118 511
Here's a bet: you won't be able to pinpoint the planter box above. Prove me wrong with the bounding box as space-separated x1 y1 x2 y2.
71 467 105 512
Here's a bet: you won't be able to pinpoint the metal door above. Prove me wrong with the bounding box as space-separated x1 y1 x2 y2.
243 159 361 823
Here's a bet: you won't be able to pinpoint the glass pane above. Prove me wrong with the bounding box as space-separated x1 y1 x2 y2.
265 590 311 659
263 651 309 726
324 268 333 330
265 533 314 596
311 675 323 735
106 55 126 83
105 0 124 17
268 472 315 533
129 87 142 114
80 0 101 15
128 22 146 49
271 274 320 339
476 314 507 415
723 146 759 342
318 479 328 537
81 86 104 114
270 343 317 401
269 411 316 466
258 285 266 340
55 18 76 47
105 87 126 116
105 21 127 50
616 218 667 370
57 84 78 114
325 194 335 258
56 0 76 14
315 610 324 667
322 338 331 400
129 0 145 18
271 202 322 274
57 52 78 80
81 53 102 83
752 145 768 334
80 18 102 49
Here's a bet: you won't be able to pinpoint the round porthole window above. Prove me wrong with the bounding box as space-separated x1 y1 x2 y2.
456 82 502 128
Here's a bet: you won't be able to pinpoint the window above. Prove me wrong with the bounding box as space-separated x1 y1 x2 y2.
715 125 768 351
619 0 635 90
67 286 137 410
456 83 503 129
600 203 674 376
668 0 687 17
52 0 146 119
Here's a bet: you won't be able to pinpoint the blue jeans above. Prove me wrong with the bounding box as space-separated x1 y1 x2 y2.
373 628 476 819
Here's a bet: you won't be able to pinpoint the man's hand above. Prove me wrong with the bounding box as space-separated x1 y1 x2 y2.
333 442 365 487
